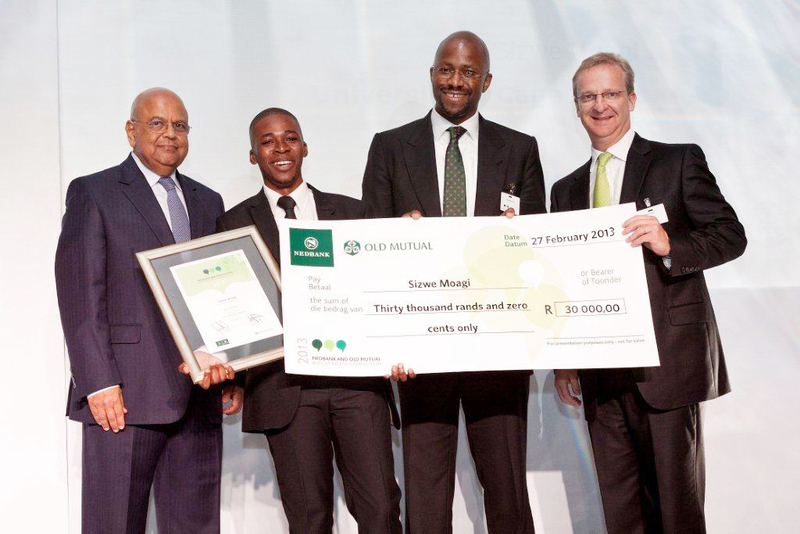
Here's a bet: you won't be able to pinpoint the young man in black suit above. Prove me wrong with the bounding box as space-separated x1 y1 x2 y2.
552 53 746 533
217 108 402 533
361 32 546 533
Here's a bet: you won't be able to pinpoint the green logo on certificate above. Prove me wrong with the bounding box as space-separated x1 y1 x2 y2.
290 228 335 267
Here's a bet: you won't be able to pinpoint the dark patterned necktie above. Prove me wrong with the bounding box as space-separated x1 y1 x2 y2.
157 176 191 243
443 126 467 217
277 195 298 219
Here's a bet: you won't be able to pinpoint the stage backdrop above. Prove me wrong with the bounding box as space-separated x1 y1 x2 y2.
1 1 798 532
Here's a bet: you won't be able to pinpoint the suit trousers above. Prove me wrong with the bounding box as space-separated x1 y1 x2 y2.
399 371 534 534
81 392 222 534
587 371 705 534
265 385 402 533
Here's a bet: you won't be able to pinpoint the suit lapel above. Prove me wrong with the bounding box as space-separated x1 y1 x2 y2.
619 134 653 205
247 190 281 264
475 116 509 216
310 185 338 221
402 113 441 217
571 160 592 210
118 155 175 246
176 171 204 239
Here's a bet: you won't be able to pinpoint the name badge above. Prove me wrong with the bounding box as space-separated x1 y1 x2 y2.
501 192 521 214
636 203 668 224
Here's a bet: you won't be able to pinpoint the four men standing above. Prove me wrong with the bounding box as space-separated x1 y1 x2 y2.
54 38 744 534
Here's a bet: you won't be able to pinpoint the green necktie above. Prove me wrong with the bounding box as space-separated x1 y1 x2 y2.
443 126 467 217
593 152 613 208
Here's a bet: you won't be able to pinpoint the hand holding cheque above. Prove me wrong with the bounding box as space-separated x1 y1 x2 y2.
279 203 661 376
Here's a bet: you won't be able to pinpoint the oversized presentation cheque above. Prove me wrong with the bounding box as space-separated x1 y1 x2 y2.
280 203 660 376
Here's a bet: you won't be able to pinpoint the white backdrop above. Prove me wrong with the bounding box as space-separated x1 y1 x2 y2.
1 0 798 532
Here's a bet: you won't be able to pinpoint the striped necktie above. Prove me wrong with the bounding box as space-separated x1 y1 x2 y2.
158 176 191 243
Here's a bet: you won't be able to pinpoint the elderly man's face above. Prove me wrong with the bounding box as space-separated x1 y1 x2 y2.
430 38 492 124
250 113 308 195
575 63 636 151
126 91 189 176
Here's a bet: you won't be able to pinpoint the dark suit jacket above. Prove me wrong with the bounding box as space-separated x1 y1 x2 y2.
361 112 547 217
550 134 746 412
217 185 399 432
55 154 225 425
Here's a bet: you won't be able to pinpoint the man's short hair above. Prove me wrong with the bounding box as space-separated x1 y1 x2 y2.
248 108 302 146
572 53 635 98
434 31 491 73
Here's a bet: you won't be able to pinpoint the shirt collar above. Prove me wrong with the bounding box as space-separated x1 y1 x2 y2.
131 152 179 189
431 108 480 143
591 128 636 165
263 180 313 213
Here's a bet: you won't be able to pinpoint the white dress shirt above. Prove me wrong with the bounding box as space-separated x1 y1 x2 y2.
589 129 671 268
588 128 636 206
131 152 189 231
430 109 480 216
263 180 318 221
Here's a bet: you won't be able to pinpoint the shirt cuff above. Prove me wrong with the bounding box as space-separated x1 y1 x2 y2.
87 385 120 398
662 255 672 270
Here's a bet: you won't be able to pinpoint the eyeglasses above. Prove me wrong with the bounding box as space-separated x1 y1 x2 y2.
433 66 484 80
575 90 627 104
131 119 191 135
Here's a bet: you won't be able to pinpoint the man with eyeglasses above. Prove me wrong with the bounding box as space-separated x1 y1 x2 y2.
56 87 233 532
551 53 746 533
361 31 546 533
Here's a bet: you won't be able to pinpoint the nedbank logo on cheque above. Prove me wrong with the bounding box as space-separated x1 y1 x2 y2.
290 228 334 267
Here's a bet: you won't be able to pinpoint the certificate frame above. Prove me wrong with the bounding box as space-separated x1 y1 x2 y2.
136 226 283 384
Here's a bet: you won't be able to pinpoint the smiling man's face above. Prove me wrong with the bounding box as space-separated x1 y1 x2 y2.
126 89 189 176
430 37 492 124
250 113 308 195
575 63 636 151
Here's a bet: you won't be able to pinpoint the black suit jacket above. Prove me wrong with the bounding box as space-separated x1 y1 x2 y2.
217 185 400 432
550 134 746 412
362 112 547 217
55 154 225 425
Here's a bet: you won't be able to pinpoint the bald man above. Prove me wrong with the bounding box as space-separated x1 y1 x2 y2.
56 88 230 533
362 32 546 533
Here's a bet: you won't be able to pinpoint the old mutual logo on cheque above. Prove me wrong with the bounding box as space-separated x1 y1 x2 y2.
343 240 361 256
289 228 335 267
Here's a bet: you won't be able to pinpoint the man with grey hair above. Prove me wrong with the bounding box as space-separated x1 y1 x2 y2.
551 53 746 533
56 88 232 532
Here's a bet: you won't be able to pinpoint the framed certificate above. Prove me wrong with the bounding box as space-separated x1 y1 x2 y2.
136 226 283 384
